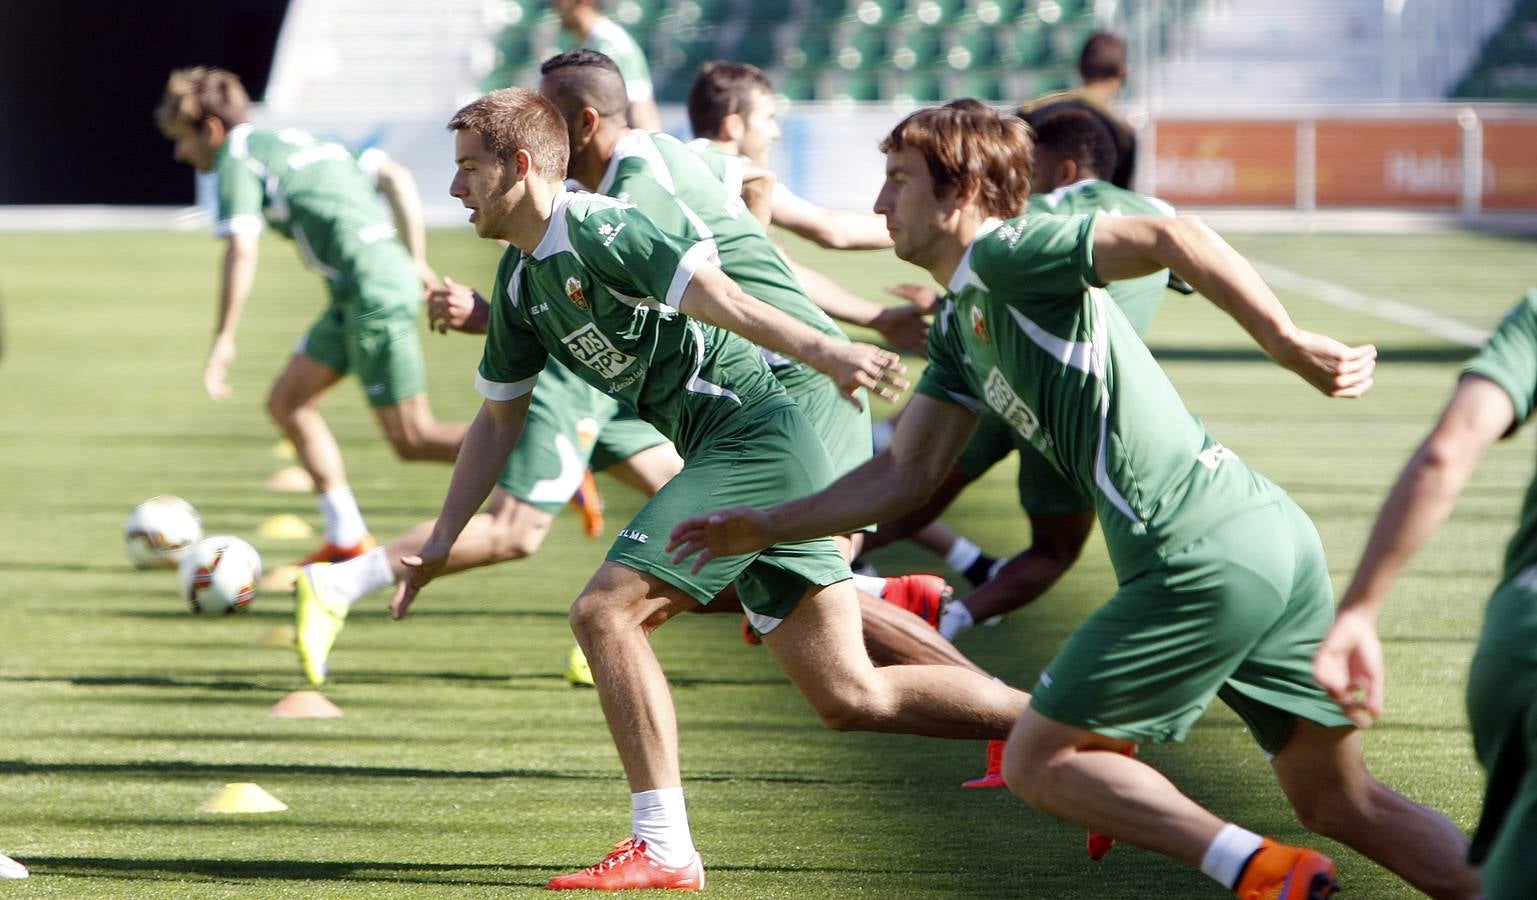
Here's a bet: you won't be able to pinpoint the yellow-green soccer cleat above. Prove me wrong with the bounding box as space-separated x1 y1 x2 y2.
565 643 595 687
294 563 348 687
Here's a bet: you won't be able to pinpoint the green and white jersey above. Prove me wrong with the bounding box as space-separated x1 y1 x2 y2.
600 130 845 376
1029 179 1174 335
916 212 1285 579
684 139 749 221
213 124 408 307
1464 289 1537 588
476 190 790 455
585 16 653 101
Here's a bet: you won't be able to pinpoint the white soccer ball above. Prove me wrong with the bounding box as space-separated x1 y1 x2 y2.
124 496 203 569
177 535 262 614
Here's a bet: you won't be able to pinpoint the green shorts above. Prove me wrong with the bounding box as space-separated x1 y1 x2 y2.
1029 497 1352 754
772 363 873 479
955 415 1090 518
606 402 850 632
300 307 426 408
1465 573 1537 894
498 389 668 513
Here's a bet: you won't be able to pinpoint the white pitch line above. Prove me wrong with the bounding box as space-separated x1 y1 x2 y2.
1254 262 1490 348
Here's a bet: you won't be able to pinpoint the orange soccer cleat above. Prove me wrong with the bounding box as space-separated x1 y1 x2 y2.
546 837 704 891
296 533 377 567
568 469 605 538
962 739 1007 789
880 573 953 628
1234 839 1338 900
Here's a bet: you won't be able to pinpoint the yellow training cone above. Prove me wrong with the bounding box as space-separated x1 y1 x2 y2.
258 513 315 540
197 782 288 814
271 439 297 461
265 466 315 493
259 564 301 593
269 690 343 719
257 625 296 649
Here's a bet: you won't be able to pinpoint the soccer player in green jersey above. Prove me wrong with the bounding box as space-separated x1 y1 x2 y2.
551 0 660 131
538 50 966 659
869 109 1178 646
1316 289 1537 899
156 67 465 563
670 102 1480 899
391 87 1030 891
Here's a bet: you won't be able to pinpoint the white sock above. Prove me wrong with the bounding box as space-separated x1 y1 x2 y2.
938 602 975 641
316 547 395 607
1200 823 1265 890
851 573 886 598
631 787 695 867
871 419 895 453
318 486 368 546
944 536 983 572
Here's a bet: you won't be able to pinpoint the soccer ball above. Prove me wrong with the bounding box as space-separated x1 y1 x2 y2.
177 536 262 614
124 496 203 569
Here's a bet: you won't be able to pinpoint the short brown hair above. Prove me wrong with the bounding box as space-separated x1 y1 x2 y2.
1078 32 1127 83
155 67 251 134
447 88 570 180
687 61 772 139
878 100 1032 219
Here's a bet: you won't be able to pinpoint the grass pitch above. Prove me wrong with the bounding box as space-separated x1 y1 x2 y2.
0 224 1534 897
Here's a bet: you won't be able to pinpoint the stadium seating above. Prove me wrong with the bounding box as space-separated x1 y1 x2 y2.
1455 0 1537 99
480 0 1114 103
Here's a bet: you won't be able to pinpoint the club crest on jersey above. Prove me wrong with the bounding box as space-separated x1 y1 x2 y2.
970 306 990 345
564 276 589 310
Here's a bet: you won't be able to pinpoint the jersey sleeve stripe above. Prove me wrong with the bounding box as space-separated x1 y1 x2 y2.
475 372 539 401
665 239 719 308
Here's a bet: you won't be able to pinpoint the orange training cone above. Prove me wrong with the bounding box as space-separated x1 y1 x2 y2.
268 690 343 718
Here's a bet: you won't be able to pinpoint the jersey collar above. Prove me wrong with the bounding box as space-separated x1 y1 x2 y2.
219 122 255 163
947 217 1002 295
597 129 647 196
531 189 576 260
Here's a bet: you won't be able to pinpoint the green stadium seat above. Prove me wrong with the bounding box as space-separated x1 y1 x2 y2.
813 0 850 23
840 23 893 69
897 25 945 67
959 67 1005 100
912 0 967 26
776 68 818 101
1010 20 1050 65
950 25 1000 67
890 66 946 101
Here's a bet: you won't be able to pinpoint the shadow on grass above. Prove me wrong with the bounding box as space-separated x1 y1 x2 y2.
20 855 549 887
0 758 904 786
1149 344 1475 364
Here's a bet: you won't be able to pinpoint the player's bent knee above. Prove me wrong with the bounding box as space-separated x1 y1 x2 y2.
802 678 894 732
1285 783 1361 838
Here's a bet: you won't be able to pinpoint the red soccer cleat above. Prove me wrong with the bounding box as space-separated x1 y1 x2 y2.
881 574 952 628
546 837 704 891
568 469 604 538
296 533 377 566
1087 744 1138 861
1234 839 1338 899
741 616 762 646
962 739 1007 789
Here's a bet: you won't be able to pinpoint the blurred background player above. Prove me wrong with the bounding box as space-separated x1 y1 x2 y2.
683 61 931 355
866 108 1178 644
294 281 682 687
394 87 1031 890
670 100 1479 899
155 67 465 565
552 0 661 131
1316 288 1537 899
1021 31 1138 189
539 50 960 650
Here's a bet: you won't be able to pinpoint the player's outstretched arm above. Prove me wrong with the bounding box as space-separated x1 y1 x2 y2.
771 186 894 250
679 264 909 409
205 232 260 399
426 278 490 335
668 394 977 569
1314 374 1514 726
392 395 530 619
788 259 928 354
375 158 439 290
1092 214 1376 398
